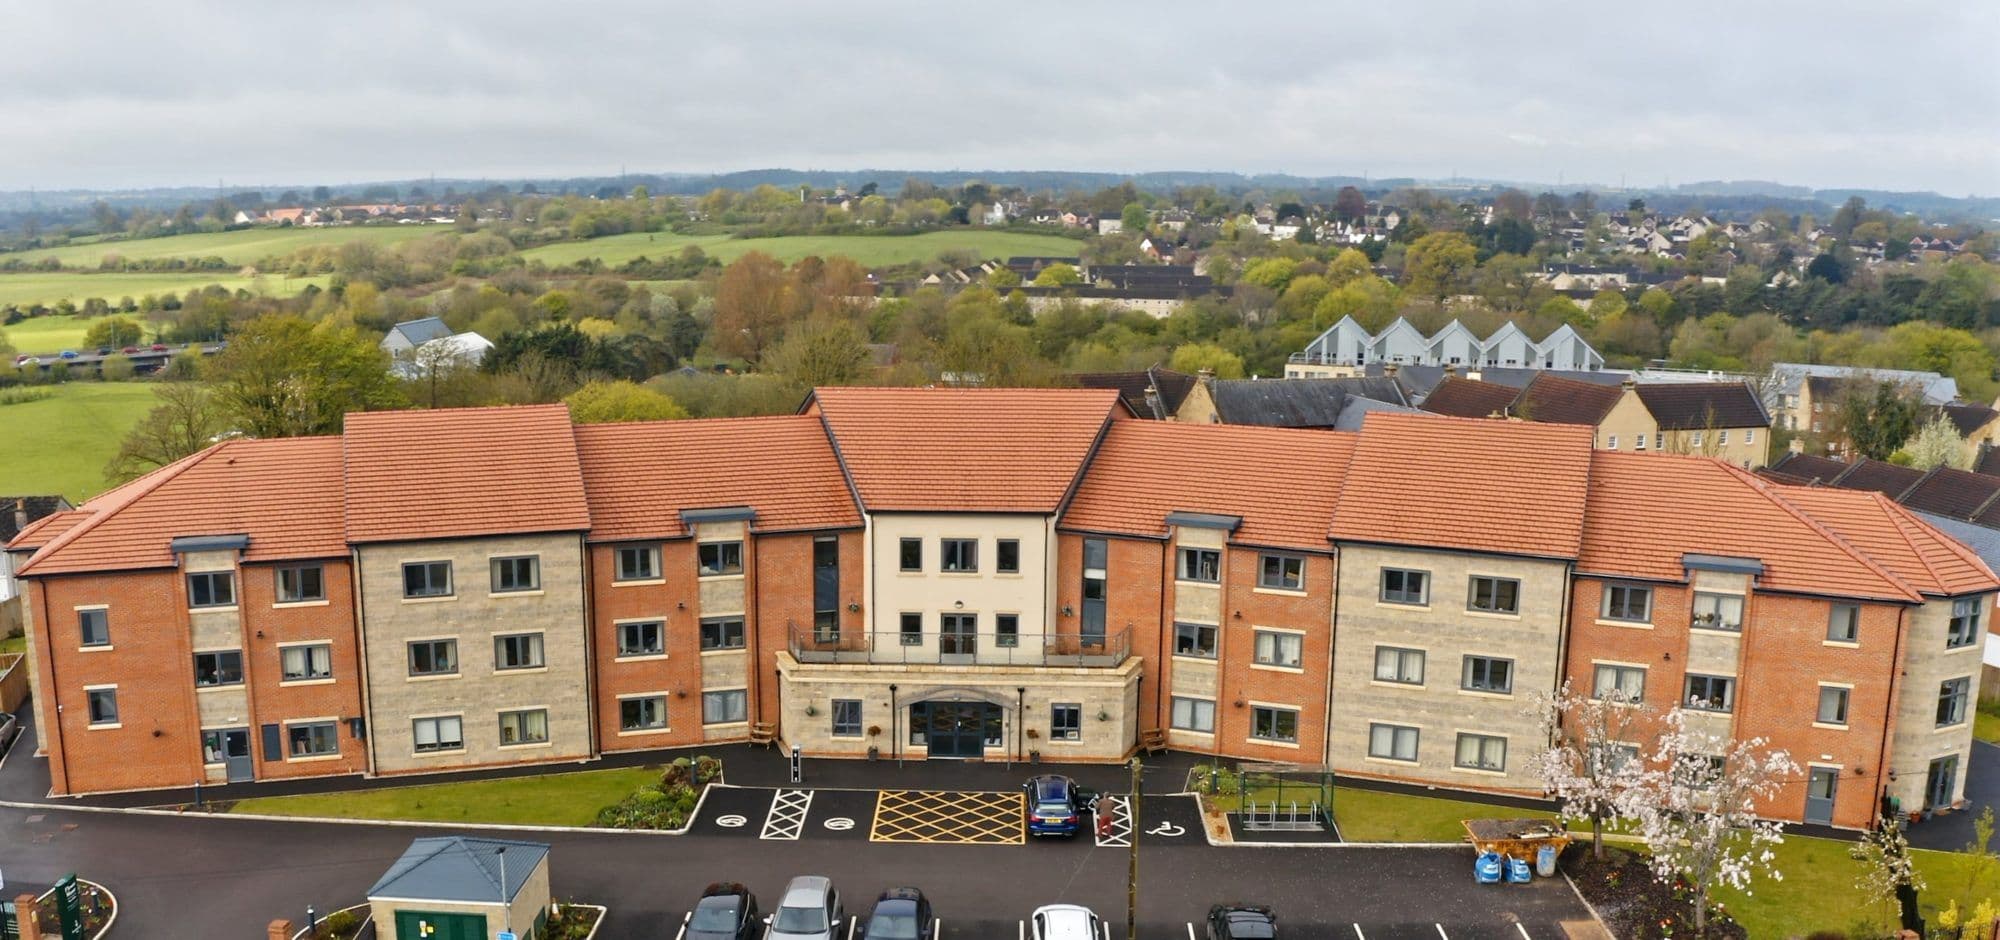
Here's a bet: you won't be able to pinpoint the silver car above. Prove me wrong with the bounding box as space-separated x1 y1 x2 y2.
1031 904 1102 940
767 876 845 940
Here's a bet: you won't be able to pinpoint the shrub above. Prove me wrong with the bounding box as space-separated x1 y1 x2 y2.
315 909 361 939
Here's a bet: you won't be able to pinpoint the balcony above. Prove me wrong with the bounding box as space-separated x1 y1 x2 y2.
1287 352 1361 366
788 626 1130 668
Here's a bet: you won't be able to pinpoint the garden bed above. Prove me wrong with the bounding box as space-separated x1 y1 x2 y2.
1564 845 1746 939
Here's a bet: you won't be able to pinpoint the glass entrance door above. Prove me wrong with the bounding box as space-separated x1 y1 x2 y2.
913 701 1000 758
1927 755 1960 810
939 614 977 663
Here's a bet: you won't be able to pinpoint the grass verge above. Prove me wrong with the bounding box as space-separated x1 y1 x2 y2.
227 766 663 827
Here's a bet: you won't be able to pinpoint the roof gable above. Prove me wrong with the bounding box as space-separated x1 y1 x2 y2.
1633 381 1771 430
1419 377 1520 419
387 317 454 346
1514 373 1625 426
1778 486 1999 597
574 415 861 542
344 405 590 543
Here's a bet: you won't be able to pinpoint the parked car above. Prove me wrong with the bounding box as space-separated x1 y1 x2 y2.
766 876 843 940
58 350 79 360
860 888 934 940
1023 774 1086 837
12 355 35 366
94 346 112 357
149 343 168 352
687 882 760 940
1030 905 1101 940
1205 904 1276 940
120 346 139 354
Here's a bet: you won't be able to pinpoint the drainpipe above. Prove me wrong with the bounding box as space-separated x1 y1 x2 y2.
1321 545 1340 768
1876 604 1912 820
34 576 68 794
1016 686 1026 766
890 683 900 767
578 535 598 757
351 550 377 779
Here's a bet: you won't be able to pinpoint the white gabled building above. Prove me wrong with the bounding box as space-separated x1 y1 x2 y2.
1288 317 1606 377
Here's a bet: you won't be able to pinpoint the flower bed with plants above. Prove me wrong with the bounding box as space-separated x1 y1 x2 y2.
592 754 721 830
1565 845 1746 940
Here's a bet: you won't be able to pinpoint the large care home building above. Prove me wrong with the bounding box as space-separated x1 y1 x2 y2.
8 392 1994 831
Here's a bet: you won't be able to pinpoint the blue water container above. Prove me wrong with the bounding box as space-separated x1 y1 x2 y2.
1507 855 1533 883
1475 851 1504 884
1536 843 1558 877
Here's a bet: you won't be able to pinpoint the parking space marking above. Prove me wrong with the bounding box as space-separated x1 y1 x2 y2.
1186 923 1197 940
1352 926 1366 940
1513 926 1530 940
1435 926 1449 940
1096 795 1133 847
870 789 1024 844
760 788 813 840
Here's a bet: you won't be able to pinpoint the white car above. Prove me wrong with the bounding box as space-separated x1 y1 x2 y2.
1031 904 1102 940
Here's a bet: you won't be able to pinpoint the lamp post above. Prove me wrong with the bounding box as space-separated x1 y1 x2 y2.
496 847 510 936
305 905 316 934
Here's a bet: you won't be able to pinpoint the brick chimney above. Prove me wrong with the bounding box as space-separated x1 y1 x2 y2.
267 920 294 940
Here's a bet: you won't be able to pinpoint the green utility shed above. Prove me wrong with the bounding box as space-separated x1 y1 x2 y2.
366 836 552 940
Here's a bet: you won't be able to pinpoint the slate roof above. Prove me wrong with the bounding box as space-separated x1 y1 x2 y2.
1333 396 1421 431
1899 468 2000 521
1938 403 2000 438
386 316 454 347
367 836 548 905
1513 373 1626 426
1834 459 1926 497
1206 378 1407 428
1418 377 1519 419
0 496 73 543
1070 367 1197 420
574 416 860 542
1762 452 1850 484
1975 444 2000 478
1064 422 1352 552
1331 412 1593 559
344 405 591 544
808 387 1118 513
1633 381 1771 430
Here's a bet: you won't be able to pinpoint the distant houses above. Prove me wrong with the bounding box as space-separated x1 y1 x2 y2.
1420 374 1774 468
381 317 493 377
1287 316 1606 377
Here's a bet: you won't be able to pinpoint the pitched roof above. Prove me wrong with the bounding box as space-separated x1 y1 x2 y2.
1331 412 1593 559
1513 373 1626 426
386 317 454 347
1938 402 2000 438
1777 486 1999 597
1063 422 1352 552
366 836 549 905
0 496 73 543
343 405 590 544
1974 443 2000 478
1833 458 1925 497
1206 378 1407 428
1633 381 1770 430
1419 377 1519 419
808 387 1118 513
1898 468 2000 521
1763 451 1850 483
6 510 89 552
574 416 860 542
1579 452 1919 602
1070 367 1197 420
17 438 348 576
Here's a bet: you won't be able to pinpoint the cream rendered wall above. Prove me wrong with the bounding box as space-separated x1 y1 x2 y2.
691 519 751 737
866 513 1056 660
1167 525 1223 749
1888 594 1985 810
1330 544 1569 792
1593 388 1659 452
357 533 592 775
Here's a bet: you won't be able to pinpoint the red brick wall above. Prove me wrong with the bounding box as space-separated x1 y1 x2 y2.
590 540 706 752
1056 532 1167 732
750 530 864 726
1215 547 1335 763
240 559 367 780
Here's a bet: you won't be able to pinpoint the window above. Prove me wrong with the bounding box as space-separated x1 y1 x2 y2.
287 721 338 757
1253 630 1303 668
1817 685 1851 725
1588 743 1639 776
1454 733 1507 771
1602 584 1652 622
620 696 667 732
1634 434 1647 451
78 608 109 647
617 621 665 657
401 561 451 599
1462 656 1514 694
412 715 463 753
1174 622 1217 658
1827 604 1860 643
1170 697 1215 733
1373 646 1425 685
1719 430 1730 445
1691 592 1744 631
1177 548 1221 583
812 537 839 643
1744 429 1756 445
831 699 863 737
899 538 922 572
1592 664 1646 702
498 708 550 746
1690 432 1702 447
1948 598 1983 649
1684 674 1735 712
703 689 748 724
1051 703 1082 741
187 571 237 608
1677 754 1727 790
1606 434 1618 450
698 541 743 577
1250 706 1299 743
407 639 458 677
282 643 333 681
494 633 545 670
896 611 925 646
614 545 660 581
490 556 540 594
997 539 1020 574
193 650 244 687
1082 538 1108 646
995 613 1019 648
1368 723 1419 762
1467 576 1520 614
276 565 325 603
86 688 118 726
1380 568 1429 605
941 538 978 572
1259 554 1305 591
699 617 745 651
1939 677 1971 727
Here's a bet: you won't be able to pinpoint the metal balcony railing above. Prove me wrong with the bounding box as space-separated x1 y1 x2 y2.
788 627 1130 668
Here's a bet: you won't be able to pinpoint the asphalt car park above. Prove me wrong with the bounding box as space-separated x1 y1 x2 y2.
685 784 1208 850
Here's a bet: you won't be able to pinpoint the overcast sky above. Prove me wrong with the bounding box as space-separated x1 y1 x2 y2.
4 1 1995 195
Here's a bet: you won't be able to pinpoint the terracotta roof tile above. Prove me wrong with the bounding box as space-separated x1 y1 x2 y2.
1776 485 2000 597
575 416 861 542
344 405 590 544
1579 452 1919 602
1514 373 1625 427
1063 422 1351 551
18 437 348 576
809 387 1118 513
1331 412 1593 559
1419 377 1520 419
6 510 90 552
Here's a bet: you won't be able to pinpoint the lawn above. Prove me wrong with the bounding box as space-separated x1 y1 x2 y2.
1711 833 2000 938
0 273 327 327
5 225 436 269
1977 701 2000 745
0 635 23 656
0 382 161 501
227 766 662 826
521 229 1084 268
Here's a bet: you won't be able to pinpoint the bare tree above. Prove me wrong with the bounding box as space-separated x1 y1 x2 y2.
105 383 227 483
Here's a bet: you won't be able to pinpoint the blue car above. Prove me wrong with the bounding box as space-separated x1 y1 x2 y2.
1023 774 1085 837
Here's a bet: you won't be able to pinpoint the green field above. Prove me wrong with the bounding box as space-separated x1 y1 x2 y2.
0 382 161 501
521 229 1084 268
6 225 437 268
0 273 327 325
227 766 661 826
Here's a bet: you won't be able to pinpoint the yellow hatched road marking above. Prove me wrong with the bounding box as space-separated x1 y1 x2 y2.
869 789 1025 844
